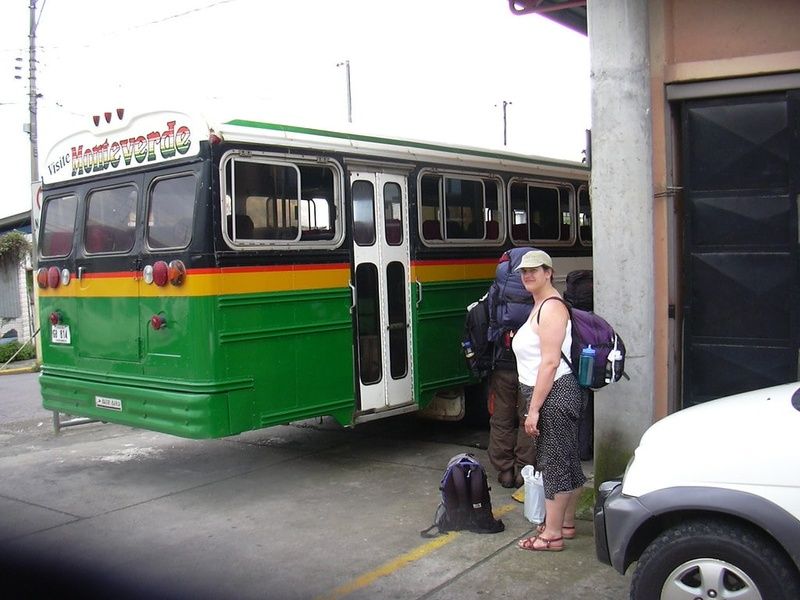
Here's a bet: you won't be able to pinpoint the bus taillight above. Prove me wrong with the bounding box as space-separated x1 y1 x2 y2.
49 311 61 325
60 268 71 286
168 260 186 286
36 268 49 288
47 266 60 289
152 261 169 286
150 315 166 330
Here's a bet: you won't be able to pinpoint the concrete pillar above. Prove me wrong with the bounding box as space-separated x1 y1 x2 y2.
587 0 655 485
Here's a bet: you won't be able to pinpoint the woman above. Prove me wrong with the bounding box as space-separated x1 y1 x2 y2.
511 250 586 552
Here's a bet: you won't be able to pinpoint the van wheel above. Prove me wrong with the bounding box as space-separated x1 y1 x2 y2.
631 519 800 600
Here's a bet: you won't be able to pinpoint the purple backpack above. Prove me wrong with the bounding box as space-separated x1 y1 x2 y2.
539 297 628 389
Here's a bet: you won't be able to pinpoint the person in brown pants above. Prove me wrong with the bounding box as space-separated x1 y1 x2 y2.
488 337 536 488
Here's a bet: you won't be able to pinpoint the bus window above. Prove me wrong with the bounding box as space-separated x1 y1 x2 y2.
300 166 336 241
85 185 137 254
445 177 484 239
147 174 196 249
419 172 503 245
419 174 442 241
383 182 403 246
356 263 381 385
578 185 592 245
386 261 408 377
40 195 77 257
509 181 574 245
223 157 339 246
352 180 376 246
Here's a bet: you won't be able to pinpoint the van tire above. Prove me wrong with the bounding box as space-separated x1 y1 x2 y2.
630 518 800 600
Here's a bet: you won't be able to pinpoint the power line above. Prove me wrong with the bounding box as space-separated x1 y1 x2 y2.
34 0 245 52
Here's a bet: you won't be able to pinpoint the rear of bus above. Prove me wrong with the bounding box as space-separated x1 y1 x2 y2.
36 112 233 437
37 111 359 439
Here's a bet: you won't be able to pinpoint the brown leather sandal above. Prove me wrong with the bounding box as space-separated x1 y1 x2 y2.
537 523 576 539
518 535 564 552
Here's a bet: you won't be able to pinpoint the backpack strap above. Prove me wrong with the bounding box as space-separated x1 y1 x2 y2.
534 296 574 370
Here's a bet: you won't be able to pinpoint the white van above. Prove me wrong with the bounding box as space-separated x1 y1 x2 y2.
594 382 800 599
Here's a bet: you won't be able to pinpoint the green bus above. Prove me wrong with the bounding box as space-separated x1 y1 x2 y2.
35 110 591 438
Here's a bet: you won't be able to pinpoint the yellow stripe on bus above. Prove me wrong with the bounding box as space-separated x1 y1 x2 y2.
37 259 495 298
38 267 352 298
411 260 496 283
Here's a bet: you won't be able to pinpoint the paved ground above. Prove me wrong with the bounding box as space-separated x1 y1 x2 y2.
0 368 633 599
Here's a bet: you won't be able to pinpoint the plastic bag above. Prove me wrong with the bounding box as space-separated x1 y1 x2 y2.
521 465 546 524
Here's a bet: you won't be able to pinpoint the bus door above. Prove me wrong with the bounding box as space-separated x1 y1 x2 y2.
75 183 143 366
349 169 413 414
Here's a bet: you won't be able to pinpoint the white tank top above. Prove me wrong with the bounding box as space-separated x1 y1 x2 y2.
512 301 573 386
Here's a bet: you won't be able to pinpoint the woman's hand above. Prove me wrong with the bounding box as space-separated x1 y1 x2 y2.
525 410 540 437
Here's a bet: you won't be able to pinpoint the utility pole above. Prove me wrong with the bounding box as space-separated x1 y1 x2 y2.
498 100 512 146
336 60 352 123
27 0 39 183
27 0 43 361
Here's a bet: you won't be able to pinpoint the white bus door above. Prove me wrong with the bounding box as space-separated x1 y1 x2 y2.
349 170 413 415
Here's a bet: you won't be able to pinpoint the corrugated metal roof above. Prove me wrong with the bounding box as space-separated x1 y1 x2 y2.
508 0 587 35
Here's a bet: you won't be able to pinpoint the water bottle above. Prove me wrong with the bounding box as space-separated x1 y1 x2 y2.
462 340 475 359
578 345 595 387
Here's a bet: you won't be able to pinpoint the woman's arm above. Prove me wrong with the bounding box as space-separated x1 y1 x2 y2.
524 299 569 436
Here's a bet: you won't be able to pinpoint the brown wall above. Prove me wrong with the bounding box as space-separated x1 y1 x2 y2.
669 0 800 64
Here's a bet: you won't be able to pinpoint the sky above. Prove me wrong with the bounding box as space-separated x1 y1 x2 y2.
0 0 590 219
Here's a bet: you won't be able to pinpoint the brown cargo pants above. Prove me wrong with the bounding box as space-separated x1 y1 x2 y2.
487 367 536 477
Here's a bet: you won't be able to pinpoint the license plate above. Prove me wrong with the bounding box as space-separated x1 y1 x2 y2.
95 396 122 411
51 324 71 344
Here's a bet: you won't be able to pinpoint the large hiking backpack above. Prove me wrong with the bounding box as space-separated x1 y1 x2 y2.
564 269 593 312
461 248 536 377
538 296 628 390
487 247 536 344
462 295 492 378
420 453 505 537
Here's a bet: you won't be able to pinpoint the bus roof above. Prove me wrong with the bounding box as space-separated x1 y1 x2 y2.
42 110 588 186
219 119 588 178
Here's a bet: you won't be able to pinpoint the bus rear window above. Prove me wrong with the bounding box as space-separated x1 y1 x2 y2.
85 185 137 254
147 174 196 249
40 195 78 257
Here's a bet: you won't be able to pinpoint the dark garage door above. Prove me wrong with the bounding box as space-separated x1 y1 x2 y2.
681 91 800 407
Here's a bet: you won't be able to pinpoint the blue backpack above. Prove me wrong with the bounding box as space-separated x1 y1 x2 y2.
420 453 505 537
487 247 536 344
461 248 536 377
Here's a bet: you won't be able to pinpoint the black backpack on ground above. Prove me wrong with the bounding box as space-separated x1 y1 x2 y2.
420 453 505 537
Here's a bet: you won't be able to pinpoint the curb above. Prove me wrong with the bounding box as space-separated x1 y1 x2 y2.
0 364 40 376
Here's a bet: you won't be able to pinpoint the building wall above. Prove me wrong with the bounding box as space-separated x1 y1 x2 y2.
588 0 655 484
649 0 800 418
668 0 800 64
0 246 33 346
589 0 800 484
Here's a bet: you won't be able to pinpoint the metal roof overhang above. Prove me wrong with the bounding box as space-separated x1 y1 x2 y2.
508 0 588 35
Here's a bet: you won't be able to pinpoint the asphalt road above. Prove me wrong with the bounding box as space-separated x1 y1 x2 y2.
0 371 632 599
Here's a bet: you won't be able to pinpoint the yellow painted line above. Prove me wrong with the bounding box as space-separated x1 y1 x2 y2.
315 502 518 600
